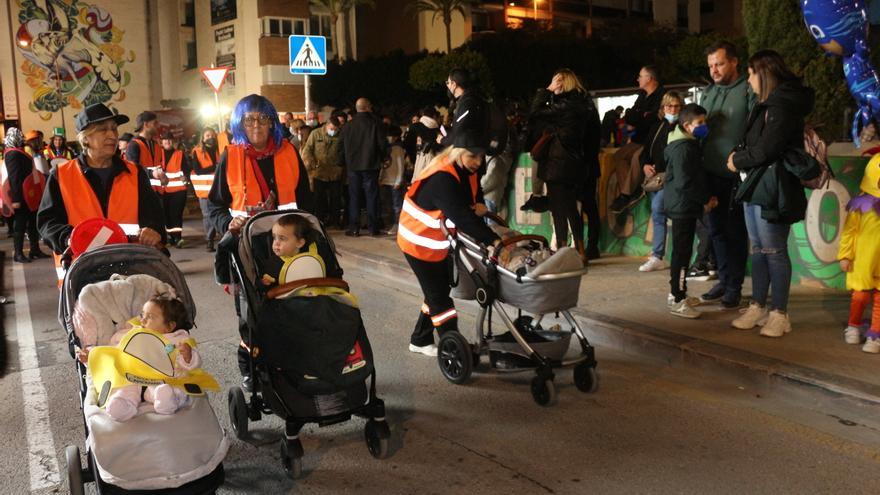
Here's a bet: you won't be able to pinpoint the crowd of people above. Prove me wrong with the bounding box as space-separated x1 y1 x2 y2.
1 37 877 360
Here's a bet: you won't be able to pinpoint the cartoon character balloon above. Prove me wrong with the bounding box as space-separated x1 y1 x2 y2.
801 0 880 147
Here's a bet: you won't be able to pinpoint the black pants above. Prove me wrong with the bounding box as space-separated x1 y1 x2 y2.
670 217 697 302
12 207 39 254
546 181 583 247
314 179 343 227
162 191 187 243
347 170 380 233
405 253 458 347
707 176 748 296
198 198 217 242
580 175 600 251
693 214 715 268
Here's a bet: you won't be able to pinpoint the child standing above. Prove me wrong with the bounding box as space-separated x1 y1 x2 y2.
380 126 409 235
838 155 880 352
663 103 717 319
105 297 200 422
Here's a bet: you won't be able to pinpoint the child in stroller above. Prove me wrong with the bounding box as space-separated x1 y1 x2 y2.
226 210 390 479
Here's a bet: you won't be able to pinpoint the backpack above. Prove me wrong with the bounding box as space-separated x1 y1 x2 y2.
801 125 833 189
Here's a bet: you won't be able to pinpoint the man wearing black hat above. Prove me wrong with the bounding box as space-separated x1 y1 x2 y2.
38 103 166 284
395 134 501 357
126 111 167 189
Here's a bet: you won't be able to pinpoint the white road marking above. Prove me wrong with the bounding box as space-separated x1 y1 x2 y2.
13 264 61 491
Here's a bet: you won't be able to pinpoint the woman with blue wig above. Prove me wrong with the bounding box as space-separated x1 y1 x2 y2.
207 94 313 390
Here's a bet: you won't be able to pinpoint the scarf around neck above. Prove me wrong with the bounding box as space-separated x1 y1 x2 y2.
243 137 278 161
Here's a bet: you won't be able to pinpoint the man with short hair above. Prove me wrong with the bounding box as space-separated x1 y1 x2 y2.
610 66 665 213
698 40 753 308
126 111 167 190
339 97 386 236
301 116 344 228
441 67 487 149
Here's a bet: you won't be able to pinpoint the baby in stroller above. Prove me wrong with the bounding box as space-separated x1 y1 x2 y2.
260 213 329 288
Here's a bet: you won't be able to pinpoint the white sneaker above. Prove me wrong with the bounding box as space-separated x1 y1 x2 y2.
639 256 666 272
731 302 769 330
670 299 701 319
668 293 701 308
759 310 791 338
863 338 880 354
844 325 862 344
409 343 438 357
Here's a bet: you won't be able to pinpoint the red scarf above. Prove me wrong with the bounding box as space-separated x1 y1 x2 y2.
243 137 278 161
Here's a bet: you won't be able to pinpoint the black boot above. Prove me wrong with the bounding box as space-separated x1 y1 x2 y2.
13 232 30 263
28 246 50 260
206 239 215 252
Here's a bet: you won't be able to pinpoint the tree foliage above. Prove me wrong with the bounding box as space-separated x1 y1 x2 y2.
409 49 494 100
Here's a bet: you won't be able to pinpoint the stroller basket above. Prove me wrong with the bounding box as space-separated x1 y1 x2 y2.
451 234 585 314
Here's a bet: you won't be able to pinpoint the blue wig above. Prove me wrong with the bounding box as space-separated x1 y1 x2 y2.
229 94 284 146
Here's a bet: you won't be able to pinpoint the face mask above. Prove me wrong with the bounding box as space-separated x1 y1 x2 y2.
205 138 217 147
306 119 318 127
664 113 678 124
387 136 395 144
446 87 455 100
692 124 710 139
326 128 337 137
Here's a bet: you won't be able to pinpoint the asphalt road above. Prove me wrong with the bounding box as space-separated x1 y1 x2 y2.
2 226 880 495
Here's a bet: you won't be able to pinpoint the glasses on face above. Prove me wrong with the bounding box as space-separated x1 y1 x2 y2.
664 104 682 109
243 114 271 127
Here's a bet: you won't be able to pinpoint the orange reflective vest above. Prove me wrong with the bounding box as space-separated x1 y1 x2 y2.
217 132 230 155
397 156 478 262
226 140 299 217
53 159 140 285
132 137 163 191
43 146 73 161
157 148 186 194
190 146 216 199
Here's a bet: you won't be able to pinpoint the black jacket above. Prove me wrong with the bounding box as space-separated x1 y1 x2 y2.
625 87 665 145
732 79 815 224
441 90 487 148
4 149 34 207
410 165 498 246
339 112 386 172
529 89 601 182
639 119 675 173
36 155 167 253
663 131 709 220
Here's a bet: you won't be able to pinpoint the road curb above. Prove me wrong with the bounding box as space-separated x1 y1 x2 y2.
337 245 880 408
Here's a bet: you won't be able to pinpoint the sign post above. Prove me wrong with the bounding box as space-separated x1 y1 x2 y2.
289 35 327 115
200 65 230 132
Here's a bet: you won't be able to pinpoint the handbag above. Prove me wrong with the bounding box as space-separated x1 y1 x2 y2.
529 130 554 162
642 172 666 192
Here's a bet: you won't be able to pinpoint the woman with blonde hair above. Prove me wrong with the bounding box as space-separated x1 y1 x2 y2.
526 68 601 262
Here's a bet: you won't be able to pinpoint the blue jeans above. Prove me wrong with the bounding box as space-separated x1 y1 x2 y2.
650 190 667 259
743 202 792 311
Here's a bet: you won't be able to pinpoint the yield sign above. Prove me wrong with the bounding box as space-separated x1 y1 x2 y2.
200 67 230 93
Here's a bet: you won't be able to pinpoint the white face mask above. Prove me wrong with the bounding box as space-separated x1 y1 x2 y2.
664 113 678 124
306 119 318 127
326 128 337 137
387 136 394 144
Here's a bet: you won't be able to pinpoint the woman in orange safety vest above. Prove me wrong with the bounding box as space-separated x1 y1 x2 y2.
37 103 166 286
191 127 219 251
397 138 501 357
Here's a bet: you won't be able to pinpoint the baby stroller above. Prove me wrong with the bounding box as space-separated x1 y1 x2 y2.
59 243 227 494
442 214 599 406
225 210 390 479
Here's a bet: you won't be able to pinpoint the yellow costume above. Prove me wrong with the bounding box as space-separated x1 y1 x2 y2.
838 155 880 291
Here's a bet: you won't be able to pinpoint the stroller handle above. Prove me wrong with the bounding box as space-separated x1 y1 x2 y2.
267 277 350 299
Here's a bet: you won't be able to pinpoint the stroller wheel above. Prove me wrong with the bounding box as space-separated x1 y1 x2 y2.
364 419 391 459
438 331 473 385
65 445 85 495
280 439 304 479
228 387 249 440
573 363 599 393
530 376 557 406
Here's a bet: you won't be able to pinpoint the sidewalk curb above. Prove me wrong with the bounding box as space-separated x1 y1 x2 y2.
337 245 880 408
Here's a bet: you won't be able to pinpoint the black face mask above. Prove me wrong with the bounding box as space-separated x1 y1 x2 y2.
204 138 217 148
446 88 455 100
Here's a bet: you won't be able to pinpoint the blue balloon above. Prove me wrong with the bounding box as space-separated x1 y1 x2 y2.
801 0 879 146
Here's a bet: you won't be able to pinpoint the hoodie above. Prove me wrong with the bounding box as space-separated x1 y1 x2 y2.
700 75 754 178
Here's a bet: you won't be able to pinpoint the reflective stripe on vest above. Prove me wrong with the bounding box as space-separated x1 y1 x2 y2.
226 140 300 217
54 159 140 285
191 148 216 199
158 149 186 193
396 156 477 262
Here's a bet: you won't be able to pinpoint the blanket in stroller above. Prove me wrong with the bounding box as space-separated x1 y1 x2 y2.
489 225 583 276
255 290 372 395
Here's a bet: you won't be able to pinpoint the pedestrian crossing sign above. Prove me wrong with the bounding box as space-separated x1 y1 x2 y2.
289 35 327 75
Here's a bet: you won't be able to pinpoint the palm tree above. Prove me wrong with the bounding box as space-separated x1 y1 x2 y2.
406 0 477 53
309 0 375 61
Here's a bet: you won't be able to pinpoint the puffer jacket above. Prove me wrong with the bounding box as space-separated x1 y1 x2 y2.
529 89 600 183
732 79 815 224
663 127 709 219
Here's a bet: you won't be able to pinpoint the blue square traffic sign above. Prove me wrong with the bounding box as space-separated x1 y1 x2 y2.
289 35 327 75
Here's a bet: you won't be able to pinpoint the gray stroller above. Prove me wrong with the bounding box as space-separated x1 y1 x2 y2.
441 214 598 406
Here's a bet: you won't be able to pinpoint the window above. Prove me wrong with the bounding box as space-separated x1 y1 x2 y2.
700 1 715 14
308 14 334 53
181 0 195 27
261 17 306 37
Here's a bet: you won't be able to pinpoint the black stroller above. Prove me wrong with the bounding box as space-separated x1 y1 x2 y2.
441 214 599 406
59 244 227 494
225 210 390 479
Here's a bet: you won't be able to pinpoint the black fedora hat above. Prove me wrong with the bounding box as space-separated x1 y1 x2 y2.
75 103 129 133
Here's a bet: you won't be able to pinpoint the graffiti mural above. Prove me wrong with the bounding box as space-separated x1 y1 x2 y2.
15 0 133 120
506 151 871 290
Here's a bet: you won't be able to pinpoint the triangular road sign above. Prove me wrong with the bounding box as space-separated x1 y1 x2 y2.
200 67 230 93
290 37 326 73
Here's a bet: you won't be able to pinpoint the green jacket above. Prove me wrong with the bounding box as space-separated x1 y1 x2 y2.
663 127 709 219
700 75 754 179
301 125 343 181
